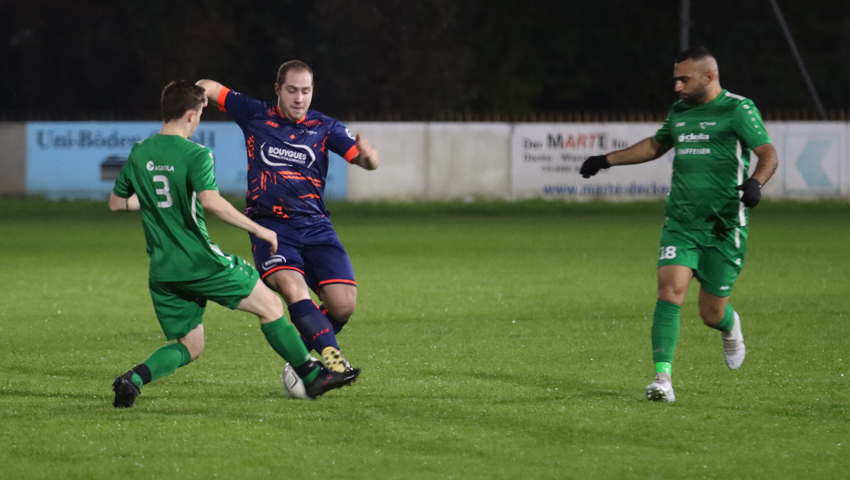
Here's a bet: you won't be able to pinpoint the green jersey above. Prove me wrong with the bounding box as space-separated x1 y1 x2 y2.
113 134 229 281
655 90 771 230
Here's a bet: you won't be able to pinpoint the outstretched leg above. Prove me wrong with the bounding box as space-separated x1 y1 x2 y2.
265 270 351 372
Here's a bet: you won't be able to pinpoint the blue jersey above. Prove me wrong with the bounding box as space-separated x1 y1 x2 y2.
218 87 359 226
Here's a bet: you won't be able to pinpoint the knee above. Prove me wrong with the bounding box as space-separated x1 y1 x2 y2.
699 303 725 326
265 277 308 307
657 285 686 304
328 302 355 323
188 344 204 362
180 334 205 362
260 289 285 323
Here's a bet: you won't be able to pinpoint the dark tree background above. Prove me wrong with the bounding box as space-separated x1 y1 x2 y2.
1 0 848 120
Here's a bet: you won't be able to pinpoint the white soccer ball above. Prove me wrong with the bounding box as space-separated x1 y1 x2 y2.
282 363 309 399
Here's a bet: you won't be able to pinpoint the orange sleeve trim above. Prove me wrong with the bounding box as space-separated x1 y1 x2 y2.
261 265 305 279
318 279 357 287
343 145 360 163
217 86 231 112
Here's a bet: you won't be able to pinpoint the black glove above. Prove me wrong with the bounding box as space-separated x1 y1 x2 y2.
735 178 762 208
580 155 611 178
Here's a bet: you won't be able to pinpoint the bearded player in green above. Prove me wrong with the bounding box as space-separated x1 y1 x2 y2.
580 47 778 402
109 81 358 407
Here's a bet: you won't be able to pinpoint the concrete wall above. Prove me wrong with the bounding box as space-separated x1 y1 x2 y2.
347 122 512 201
348 123 428 201
0 123 26 195
426 123 511 200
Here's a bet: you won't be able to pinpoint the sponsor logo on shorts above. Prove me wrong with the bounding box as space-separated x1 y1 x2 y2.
262 255 287 269
146 161 174 172
720 286 730 290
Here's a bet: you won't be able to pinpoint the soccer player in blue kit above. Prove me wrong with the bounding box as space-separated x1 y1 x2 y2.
197 61 379 375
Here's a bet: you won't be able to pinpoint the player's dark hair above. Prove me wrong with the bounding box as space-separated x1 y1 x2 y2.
675 46 714 64
161 80 206 122
276 60 313 86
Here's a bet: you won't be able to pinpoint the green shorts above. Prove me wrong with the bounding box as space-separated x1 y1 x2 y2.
149 254 259 340
657 218 748 297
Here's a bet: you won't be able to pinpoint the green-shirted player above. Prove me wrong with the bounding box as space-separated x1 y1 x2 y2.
109 81 358 408
580 47 779 402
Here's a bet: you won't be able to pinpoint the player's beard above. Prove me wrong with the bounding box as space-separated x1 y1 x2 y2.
679 83 707 104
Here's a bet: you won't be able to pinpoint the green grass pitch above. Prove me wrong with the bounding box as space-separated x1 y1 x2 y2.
1 198 848 479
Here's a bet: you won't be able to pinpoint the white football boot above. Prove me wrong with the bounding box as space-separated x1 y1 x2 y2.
645 372 675 402
722 311 746 369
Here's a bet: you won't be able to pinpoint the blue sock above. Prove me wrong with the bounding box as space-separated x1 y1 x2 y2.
287 299 339 353
320 304 348 334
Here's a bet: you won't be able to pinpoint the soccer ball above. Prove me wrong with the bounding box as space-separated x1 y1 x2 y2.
282 363 309 399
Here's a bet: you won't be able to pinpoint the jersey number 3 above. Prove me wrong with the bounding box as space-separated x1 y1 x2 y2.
153 175 173 208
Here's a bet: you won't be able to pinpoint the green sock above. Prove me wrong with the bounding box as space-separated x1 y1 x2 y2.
709 304 735 333
652 299 681 365
261 317 318 383
130 373 144 389
141 342 192 384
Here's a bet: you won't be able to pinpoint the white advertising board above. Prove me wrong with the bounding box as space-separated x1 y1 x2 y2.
763 122 846 198
511 123 674 199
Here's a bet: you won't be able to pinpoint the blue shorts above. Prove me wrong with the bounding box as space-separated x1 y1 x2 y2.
250 217 356 293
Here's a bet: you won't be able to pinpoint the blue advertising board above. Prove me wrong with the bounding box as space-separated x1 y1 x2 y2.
26 122 348 199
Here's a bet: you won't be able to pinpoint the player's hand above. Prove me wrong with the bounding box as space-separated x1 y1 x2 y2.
735 178 762 208
355 133 379 169
580 155 611 178
256 226 279 255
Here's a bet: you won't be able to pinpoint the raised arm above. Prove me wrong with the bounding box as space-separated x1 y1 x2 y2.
350 133 379 170
196 79 226 107
198 190 278 254
580 137 672 178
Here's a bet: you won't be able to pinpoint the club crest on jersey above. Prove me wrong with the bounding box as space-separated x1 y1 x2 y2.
260 142 316 168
